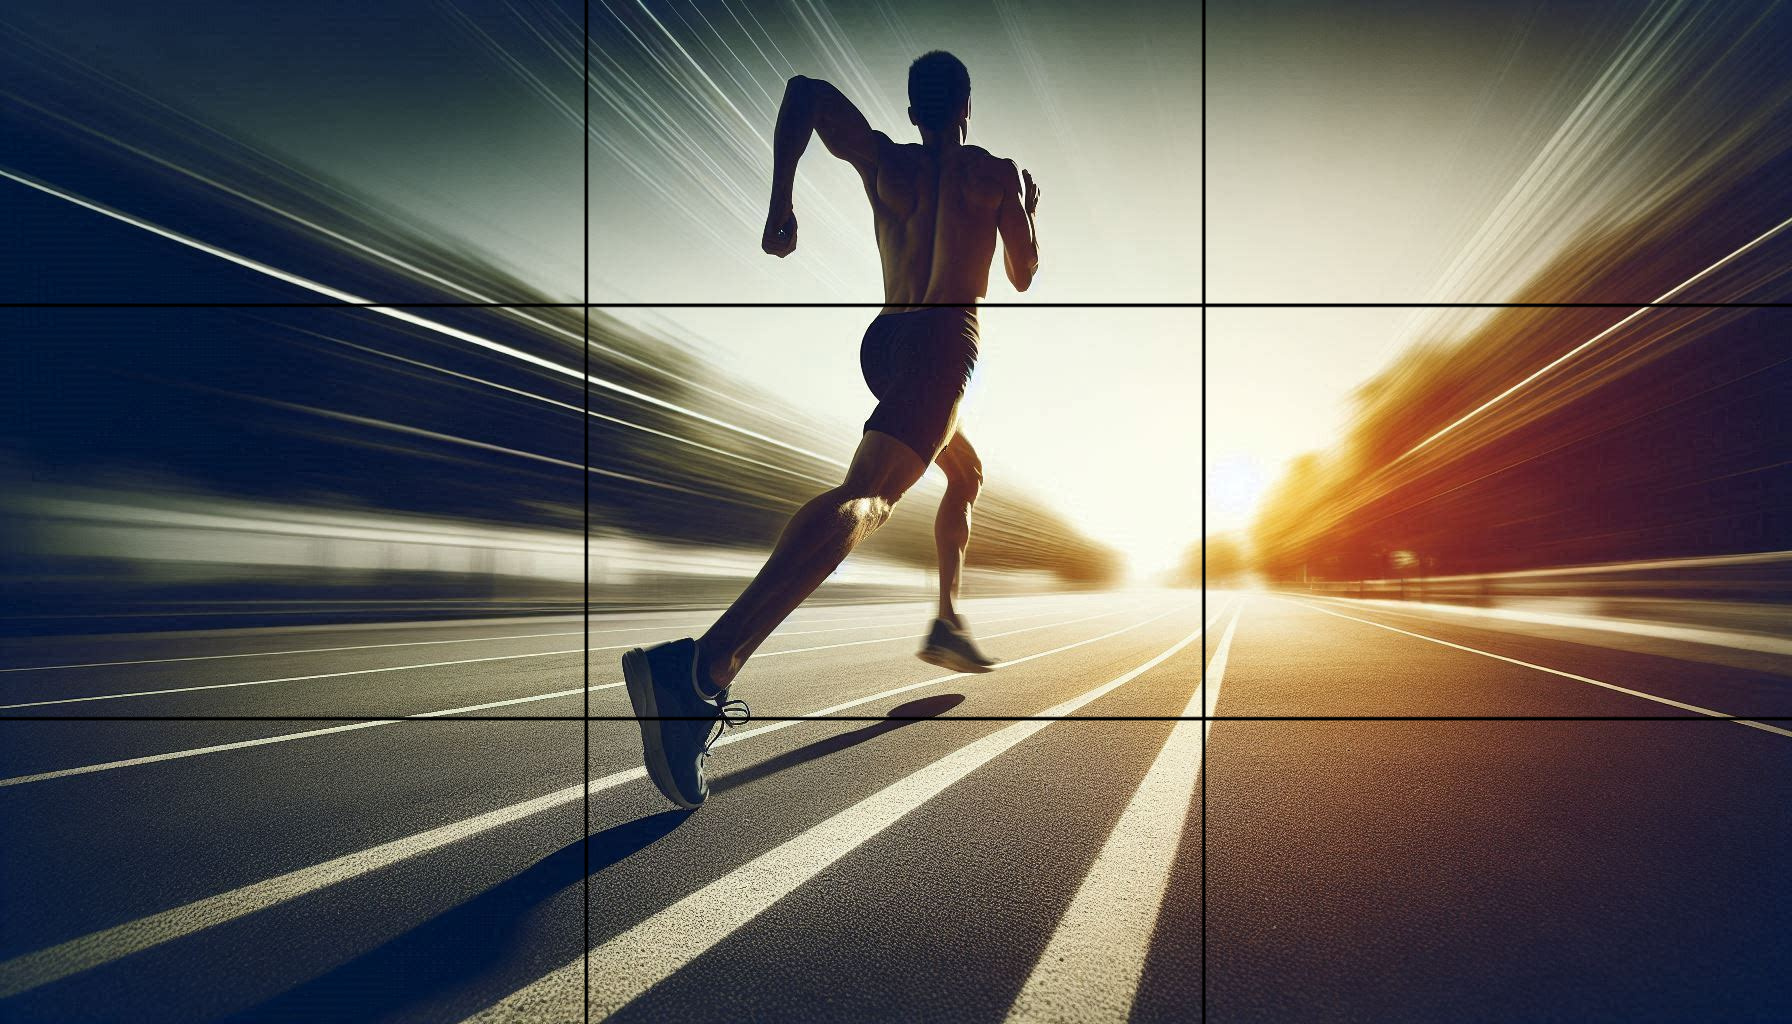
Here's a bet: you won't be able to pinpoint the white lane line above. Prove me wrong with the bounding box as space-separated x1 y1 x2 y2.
0 610 1045 711
0 630 587 673
0 607 1124 788
467 617 1208 1023
1005 601 1240 1024
1291 599 1792 740
0 648 591 711
1300 592 1792 658
0 605 1180 998
0 606 944 674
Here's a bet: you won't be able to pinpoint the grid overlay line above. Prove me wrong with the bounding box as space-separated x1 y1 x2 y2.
6 301 1791 309
1200 0 1210 1017
582 0 593 1017
5 714 1790 723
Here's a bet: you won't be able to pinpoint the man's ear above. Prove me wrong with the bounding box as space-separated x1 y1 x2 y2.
908 106 920 127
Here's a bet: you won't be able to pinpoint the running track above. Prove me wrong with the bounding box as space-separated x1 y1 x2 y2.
1 590 1787 1021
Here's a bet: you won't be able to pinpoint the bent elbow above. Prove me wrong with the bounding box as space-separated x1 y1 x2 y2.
1013 258 1039 292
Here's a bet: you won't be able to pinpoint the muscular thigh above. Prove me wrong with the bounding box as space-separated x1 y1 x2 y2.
844 430 928 501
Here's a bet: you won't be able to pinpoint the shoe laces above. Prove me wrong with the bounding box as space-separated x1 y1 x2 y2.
701 693 751 756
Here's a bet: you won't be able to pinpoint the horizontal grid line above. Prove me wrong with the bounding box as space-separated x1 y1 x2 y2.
1 714 1789 723
3 301 1790 310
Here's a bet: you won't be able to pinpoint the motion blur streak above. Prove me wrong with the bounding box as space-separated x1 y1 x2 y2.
0 20 1119 635
1401 212 1792 461
1238 4 1792 619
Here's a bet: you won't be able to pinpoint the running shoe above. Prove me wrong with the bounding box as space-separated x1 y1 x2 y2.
622 638 750 808
917 616 997 673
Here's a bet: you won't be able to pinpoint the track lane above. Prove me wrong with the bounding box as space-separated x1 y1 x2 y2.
1205 592 1792 1022
0 598 1072 715
473 608 1208 1021
3 591 1189 1018
1289 594 1792 720
0 600 1144 787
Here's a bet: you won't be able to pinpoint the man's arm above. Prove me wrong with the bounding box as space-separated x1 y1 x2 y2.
763 75 883 257
997 161 1041 291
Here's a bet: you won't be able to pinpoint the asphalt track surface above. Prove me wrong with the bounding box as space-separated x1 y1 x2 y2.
1 589 1787 1022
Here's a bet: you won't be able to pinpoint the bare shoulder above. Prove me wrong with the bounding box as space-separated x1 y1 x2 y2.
877 137 925 167
961 146 1018 201
969 147 1020 185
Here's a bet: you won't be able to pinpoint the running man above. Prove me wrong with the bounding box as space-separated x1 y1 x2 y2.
623 51 1042 808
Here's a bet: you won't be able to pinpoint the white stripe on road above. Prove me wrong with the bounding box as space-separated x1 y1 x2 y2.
0 630 586 673
1006 602 1240 1024
1301 592 1792 658
0 611 1042 711
468 618 1208 1023
1292 600 1792 739
0 606 1180 998
0 647 590 711
0 608 1095 788
0 604 1000 674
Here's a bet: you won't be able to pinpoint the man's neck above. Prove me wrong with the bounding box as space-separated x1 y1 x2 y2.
917 126 965 150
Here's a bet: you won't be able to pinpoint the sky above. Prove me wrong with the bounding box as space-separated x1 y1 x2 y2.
1200 0 1781 536
4 0 589 299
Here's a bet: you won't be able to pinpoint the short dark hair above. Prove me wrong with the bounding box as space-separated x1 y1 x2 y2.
908 51 971 130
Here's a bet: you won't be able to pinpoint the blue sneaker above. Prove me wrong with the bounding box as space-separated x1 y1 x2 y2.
622 638 749 809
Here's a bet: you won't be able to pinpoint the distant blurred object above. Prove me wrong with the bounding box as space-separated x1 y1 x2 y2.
1170 535 1246 589
1249 0 1792 591
1299 550 1792 645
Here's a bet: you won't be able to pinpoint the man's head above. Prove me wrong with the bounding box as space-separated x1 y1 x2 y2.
908 50 971 137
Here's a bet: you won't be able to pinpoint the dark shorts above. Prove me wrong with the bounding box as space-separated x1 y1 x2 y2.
859 306 980 463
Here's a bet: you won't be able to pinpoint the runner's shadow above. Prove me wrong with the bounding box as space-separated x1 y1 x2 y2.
711 692 965 797
227 809 692 1022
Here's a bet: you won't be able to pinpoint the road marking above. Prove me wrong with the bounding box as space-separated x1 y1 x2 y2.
0 610 1045 711
1292 600 1792 739
1005 601 1240 1024
0 606 1124 788
467 615 1209 1023
1300 592 1792 658
0 630 588 673
0 647 595 711
0 607 948 674
0 606 1183 998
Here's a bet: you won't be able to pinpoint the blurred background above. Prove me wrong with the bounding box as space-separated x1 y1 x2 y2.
1197 0 1792 641
1 0 1203 635
4 0 1789 639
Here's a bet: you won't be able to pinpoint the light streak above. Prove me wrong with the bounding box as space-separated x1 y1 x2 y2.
1399 211 1792 461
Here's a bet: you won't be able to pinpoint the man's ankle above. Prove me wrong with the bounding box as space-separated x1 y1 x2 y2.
692 643 729 698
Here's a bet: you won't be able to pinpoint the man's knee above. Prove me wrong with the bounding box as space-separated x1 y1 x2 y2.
948 458 984 504
845 493 897 531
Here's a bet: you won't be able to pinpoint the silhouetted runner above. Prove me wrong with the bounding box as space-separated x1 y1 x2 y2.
623 51 1042 808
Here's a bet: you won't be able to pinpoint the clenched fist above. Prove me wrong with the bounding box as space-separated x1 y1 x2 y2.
762 204 798 257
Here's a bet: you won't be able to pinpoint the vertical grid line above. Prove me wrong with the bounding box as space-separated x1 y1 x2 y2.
582 0 593 1019
1199 0 1210 1018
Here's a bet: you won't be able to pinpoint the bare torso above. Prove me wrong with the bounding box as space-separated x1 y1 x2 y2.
861 139 1008 311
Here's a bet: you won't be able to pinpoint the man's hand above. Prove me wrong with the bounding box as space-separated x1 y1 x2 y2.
1023 169 1040 216
762 204 798 257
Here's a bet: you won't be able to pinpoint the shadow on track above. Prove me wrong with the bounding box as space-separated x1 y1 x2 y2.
227 809 692 1022
711 692 965 797
228 694 959 1020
